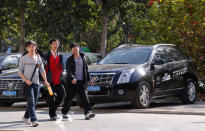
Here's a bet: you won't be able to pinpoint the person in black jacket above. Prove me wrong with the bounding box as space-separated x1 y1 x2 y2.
61 43 95 120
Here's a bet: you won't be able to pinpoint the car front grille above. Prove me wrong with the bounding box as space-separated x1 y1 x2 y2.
90 73 115 86
0 79 23 90
88 73 115 96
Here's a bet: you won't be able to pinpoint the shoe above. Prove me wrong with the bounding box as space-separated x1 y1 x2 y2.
50 116 57 121
62 114 72 121
22 117 31 125
85 112 95 120
32 121 39 127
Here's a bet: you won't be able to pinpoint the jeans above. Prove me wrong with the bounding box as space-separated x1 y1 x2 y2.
24 84 40 122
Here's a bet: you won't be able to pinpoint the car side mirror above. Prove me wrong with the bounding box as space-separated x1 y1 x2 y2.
150 59 164 70
96 59 101 64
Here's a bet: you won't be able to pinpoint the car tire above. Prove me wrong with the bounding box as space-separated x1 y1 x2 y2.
181 78 197 104
132 81 151 109
0 101 14 107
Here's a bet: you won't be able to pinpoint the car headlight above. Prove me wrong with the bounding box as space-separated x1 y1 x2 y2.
117 68 135 84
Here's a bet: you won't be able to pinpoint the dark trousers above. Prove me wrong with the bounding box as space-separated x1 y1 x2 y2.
62 80 92 115
48 83 65 117
24 84 40 122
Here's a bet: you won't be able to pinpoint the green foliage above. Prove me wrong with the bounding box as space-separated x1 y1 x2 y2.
1 0 205 77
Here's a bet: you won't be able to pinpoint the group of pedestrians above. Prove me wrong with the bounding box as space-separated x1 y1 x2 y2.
18 39 95 127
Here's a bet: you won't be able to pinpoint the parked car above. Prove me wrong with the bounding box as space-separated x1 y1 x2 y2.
0 53 21 74
0 52 101 107
77 44 198 109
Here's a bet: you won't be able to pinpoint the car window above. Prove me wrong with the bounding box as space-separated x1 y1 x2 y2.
167 47 188 61
153 48 170 64
87 54 99 64
2 57 19 69
99 48 152 64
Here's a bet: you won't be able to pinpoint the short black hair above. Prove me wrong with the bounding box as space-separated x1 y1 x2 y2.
70 43 80 49
25 40 37 48
49 38 60 45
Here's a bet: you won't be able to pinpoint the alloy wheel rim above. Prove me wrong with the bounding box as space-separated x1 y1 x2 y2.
188 82 196 101
139 84 150 106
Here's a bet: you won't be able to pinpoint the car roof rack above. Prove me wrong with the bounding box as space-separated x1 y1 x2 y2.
116 43 176 49
154 43 175 47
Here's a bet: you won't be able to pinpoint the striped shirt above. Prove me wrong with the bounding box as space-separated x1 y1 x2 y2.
18 54 45 84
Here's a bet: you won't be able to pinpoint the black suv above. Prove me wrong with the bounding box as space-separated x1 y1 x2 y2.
0 52 101 106
81 44 198 109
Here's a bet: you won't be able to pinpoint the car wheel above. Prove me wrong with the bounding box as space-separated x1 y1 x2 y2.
0 101 14 107
132 81 151 109
181 79 197 104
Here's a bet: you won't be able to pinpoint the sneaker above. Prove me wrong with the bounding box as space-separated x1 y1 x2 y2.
62 114 72 121
22 117 31 125
32 121 39 127
85 112 95 120
50 116 58 121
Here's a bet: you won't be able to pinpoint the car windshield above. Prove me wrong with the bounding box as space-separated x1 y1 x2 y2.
99 48 153 64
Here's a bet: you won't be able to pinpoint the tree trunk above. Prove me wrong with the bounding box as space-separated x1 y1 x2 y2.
99 0 108 57
19 9 25 53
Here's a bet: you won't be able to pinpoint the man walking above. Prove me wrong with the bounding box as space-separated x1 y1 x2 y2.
18 40 50 127
61 43 95 120
45 38 65 120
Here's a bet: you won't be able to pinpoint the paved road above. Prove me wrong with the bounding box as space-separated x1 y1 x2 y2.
0 110 205 131
0 101 205 131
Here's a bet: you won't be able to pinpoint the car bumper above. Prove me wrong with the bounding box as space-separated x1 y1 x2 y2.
87 83 137 104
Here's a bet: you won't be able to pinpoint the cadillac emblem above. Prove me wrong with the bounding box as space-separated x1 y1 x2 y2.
8 82 13 88
92 76 98 83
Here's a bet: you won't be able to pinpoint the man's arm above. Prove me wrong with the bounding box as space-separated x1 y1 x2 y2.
84 57 93 85
39 57 49 85
40 72 49 85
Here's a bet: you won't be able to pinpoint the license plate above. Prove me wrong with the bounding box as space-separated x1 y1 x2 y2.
2 91 16 96
87 86 100 92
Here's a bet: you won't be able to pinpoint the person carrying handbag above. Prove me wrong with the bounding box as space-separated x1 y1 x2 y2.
18 40 50 127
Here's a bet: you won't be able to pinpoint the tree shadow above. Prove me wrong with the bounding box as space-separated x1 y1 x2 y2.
0 120 27 129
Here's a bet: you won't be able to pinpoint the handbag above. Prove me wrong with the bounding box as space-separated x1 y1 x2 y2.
22 64 39 98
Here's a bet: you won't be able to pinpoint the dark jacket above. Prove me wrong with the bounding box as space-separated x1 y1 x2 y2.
66 53 91 85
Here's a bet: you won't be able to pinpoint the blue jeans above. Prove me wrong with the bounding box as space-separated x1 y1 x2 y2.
24 84 40 122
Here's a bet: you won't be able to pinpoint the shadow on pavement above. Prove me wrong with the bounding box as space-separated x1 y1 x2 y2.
0 121 27 129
